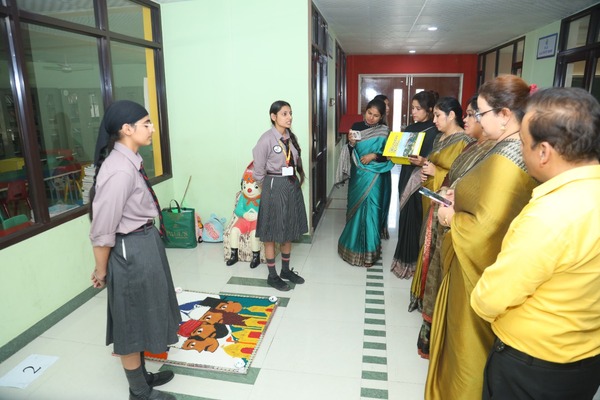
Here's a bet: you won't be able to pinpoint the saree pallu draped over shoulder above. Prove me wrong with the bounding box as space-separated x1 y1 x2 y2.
425 139 538 400
338 125 393 267
401 132 471 298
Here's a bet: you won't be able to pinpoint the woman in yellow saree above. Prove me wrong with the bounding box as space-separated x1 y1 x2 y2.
408 97 471 312
416 96 495 358
425 75 538 400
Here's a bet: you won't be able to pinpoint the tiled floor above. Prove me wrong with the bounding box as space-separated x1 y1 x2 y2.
0 165 428 400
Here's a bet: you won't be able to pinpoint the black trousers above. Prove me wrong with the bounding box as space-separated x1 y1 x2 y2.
482 339 600 400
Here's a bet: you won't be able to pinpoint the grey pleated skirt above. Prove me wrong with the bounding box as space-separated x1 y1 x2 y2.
106 226 181 355
256 176 308 243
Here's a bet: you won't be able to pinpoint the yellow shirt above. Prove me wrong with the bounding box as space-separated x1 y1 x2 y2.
471 165 600 363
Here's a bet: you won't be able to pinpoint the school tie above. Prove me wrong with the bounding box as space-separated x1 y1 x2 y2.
139 162 165 237
282 138 295 167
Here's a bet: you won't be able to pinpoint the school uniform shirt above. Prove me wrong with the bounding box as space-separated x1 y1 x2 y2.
471 165 600 363
89 142 158 247
252 127 299 184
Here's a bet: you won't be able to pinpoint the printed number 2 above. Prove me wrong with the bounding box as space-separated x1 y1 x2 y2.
22 366 41 374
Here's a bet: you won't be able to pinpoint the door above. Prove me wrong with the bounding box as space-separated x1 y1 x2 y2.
359 74 463 130
311 48 328 229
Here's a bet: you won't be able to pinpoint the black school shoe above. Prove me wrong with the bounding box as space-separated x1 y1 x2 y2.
146 371 174 387
267 275 290 291
129 388 176 400
280 268 305 284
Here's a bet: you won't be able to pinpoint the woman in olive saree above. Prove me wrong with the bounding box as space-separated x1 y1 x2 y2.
416 98 494 358
407 97 471 312
425 75 538 400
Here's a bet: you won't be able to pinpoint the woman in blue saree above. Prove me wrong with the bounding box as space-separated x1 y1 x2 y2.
337 99 394 267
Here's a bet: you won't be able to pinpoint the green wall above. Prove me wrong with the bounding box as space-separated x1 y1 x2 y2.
522 21 561 89
160 0 311 226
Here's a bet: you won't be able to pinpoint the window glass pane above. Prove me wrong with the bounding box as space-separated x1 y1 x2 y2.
16 0 96 27
515 40 524 63
0 34 33 234
108 0 153 41
566 15 590 49
111 41 162 178
498 45 513 75
564 60 586 88
22 23 102 214
591 60 600 103
484 52 496 83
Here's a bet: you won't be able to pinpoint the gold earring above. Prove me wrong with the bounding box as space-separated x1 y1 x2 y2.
501 124 506 133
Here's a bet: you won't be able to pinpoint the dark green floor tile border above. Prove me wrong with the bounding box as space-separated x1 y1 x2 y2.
365 298 385 305
227 276 296 290
364 318 385 325
166 393 218 400
366 289 384 295
365 307 385 315
161 365 260 385
361 387 389 399
367 282 384 287
368 267 383 273
293 234 312 244
367 274 384 280
362 370 388 380
363 355 387 364
0 286 99 364
363 342 386 350
364 329 386 337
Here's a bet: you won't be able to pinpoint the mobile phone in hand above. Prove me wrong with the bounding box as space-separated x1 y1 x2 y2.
349 129 362 141
418 187 453 207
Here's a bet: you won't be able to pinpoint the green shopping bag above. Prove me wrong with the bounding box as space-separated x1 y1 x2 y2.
161 200 197 248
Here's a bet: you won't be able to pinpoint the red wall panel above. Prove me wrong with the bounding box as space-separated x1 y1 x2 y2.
346 54 479 115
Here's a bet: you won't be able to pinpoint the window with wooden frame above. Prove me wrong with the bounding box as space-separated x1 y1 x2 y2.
554 3 600 101
477 37 525 87
0 0 171 248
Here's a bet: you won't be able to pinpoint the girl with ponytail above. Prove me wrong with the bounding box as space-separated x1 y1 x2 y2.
252 100 309 291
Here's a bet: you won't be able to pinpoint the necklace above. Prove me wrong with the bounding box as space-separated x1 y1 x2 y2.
364 120 380 128
497 129 520 142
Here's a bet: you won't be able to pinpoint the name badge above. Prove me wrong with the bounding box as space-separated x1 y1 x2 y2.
282 166 294 176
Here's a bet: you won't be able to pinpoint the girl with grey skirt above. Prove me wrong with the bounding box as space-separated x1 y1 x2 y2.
252 100 309 291
89 100 181 400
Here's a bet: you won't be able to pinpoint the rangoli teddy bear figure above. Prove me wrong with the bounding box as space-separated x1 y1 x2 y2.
224 163 262 268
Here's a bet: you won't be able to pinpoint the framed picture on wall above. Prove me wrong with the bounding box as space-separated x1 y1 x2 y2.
537 33 557 59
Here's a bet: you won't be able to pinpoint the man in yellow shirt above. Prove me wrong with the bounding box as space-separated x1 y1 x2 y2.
471 87 600 400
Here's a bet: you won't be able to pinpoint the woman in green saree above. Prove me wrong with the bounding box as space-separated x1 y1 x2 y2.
425 75 538 400
337 98 394 267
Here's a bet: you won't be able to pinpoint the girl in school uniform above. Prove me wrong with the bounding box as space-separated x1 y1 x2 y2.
252 100 308 292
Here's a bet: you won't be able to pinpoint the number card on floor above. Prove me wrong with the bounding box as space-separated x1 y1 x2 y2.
0 354 58 389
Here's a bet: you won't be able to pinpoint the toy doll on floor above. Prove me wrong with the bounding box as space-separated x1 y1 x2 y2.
225 164 262 268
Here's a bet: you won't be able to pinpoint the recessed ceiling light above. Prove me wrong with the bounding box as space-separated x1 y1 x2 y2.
428 26 438 31
409 50 416 54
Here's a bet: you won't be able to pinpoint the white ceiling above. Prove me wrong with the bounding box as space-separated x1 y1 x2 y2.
312 0 598 54
152 0 598 55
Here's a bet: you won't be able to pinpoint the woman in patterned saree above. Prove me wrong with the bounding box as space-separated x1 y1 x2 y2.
416 95 495 358
390 90 439 279
407 96 471 312
425 75 538 400
337 98 394 267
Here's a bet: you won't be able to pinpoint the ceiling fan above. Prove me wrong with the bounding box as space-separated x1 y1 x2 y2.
43 56 93 73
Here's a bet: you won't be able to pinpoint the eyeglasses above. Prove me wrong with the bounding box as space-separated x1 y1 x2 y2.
474 108 499 123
